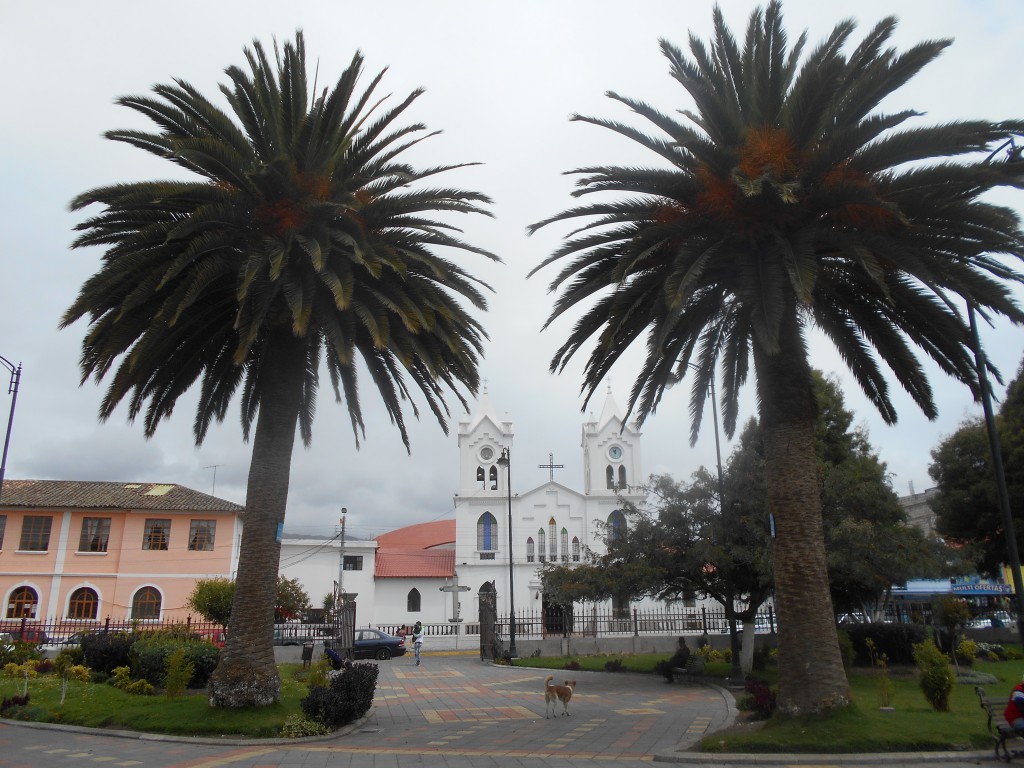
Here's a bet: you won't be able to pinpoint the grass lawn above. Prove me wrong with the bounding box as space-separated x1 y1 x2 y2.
511 652 1018 753
0 663 310 737
1 650 1018 751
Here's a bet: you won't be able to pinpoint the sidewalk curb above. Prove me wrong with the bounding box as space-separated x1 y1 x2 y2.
653 751 993 764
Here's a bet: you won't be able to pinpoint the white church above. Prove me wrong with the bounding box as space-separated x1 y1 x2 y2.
278 387 682 633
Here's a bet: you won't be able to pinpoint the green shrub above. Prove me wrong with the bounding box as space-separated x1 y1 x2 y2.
844 623 929 665
604 658 624 672
66 665 91 683
0 641 43 667
82 632 135 674
54 646 84 670
163 648 195 698
130 636 218 687
111 665 154 696
300 663 379 728
912 638 954 712
955 638 978 667
1006 647 1024 661
281 714 331 738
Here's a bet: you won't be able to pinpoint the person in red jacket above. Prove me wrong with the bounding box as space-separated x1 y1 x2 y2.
1004 679 1024 732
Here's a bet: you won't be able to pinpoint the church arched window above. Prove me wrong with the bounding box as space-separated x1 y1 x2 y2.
560 528 569 562
537 528 546 562
548 517 557 561
477 512 498 559
407 588 421 612
572 536 581 562
606 465 615 489
489 466 498 490
608 509 626 541
476 466 485 487
618 465 627 487
527 537 535 563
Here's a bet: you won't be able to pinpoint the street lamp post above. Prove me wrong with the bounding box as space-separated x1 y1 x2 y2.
337 507 348 609
0 355 21 506
496 448 517 658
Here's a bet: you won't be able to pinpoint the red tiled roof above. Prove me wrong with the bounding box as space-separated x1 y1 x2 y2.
0 479 243 512
375 548 455 578
375 519 454 550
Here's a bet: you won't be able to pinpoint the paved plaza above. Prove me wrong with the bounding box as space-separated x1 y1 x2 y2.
0 651 997 768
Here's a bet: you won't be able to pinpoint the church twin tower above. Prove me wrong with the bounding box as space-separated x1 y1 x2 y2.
452 388 645 610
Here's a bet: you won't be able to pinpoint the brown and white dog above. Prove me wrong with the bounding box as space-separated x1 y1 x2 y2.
544 674 577 718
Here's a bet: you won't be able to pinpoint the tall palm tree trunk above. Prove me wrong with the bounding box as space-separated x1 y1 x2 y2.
208 329 306 707
755 307 851 715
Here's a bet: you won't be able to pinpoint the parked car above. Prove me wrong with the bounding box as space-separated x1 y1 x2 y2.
200 629 227 648
11 627 49 645
327 628 407 660
969 611 1013 629
273 625 313 646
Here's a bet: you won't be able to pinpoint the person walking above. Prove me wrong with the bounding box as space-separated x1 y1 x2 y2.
412 621 424 666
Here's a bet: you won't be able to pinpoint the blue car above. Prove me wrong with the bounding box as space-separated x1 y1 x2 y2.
351 628 407 660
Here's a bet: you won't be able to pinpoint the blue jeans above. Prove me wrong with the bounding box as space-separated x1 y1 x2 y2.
414 642 422 664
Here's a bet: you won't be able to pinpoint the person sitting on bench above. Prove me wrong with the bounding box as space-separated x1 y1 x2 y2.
1004 677 1024 732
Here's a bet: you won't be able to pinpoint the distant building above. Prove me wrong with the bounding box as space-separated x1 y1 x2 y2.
0 480 242 623
899 486 939 537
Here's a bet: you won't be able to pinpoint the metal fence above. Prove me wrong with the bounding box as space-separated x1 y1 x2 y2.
492 605 777 640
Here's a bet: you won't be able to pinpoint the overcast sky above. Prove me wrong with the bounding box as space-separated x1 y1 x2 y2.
2 1 1023 542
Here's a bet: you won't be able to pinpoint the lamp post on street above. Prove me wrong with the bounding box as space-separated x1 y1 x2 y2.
0 355 21 506
496 447 517 658
337 507 348 609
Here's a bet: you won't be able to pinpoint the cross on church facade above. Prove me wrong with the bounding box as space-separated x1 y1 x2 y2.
538 452 564 481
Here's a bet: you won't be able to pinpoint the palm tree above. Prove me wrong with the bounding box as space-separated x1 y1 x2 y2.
62 33 496 707
529 3 1024 714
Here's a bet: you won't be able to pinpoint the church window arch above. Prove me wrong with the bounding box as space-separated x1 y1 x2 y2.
560 528 569 562
537 528 546 562
548 517 557 560
606 465 615 489
477 513 498 558
6 586 38 619
608 509 626 541
68 587 99 619
572 536 581 562
489 466 498 490
476 466 485 487
407 588 421 612
527 537 535 563
618 465 627 487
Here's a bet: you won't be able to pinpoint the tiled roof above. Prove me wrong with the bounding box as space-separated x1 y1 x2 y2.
0 480 243 513
375 548 455 578
375 519 455 550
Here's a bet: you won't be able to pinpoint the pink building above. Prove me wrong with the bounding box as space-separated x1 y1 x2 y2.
0 480 242 629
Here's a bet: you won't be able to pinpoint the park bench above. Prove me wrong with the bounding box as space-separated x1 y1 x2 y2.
976 685 1024 761
669 655 706 684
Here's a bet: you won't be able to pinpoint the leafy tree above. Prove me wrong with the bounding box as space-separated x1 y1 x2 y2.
529 3 1024 713
189 576 313 626
814 373 953 617
274 576 311 622
62 33 495 707
188 578 235 626
930 358 1024 574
